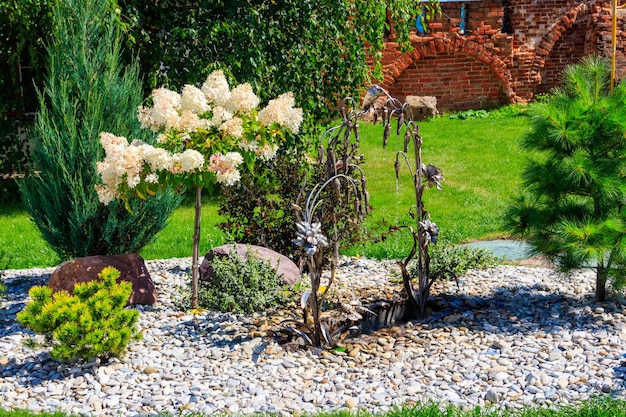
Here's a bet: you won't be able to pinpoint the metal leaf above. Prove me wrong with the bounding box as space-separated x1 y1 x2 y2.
285 326 313 346
396 112 404 135
301 290 312 310
320 322 333 345
383 123 390 149
403 129 410 153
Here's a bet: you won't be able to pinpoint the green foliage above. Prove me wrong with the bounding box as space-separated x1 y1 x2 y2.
0 122 31 205
505 56 626 301
118 1 431 132
0 1 50 193
415 243 502 281
17 266 141 362
448 109 489 120
18 0 181 260
218 149 309 258
197 249 290 314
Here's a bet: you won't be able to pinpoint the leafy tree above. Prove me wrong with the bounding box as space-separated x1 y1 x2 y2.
118 0 434 129
0 0 51 201
19 0 181 260
506 56 626 302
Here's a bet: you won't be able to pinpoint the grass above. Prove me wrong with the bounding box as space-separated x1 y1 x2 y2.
1 397 626 417
344 110 531 259
0 194 228 270
0 109 531 270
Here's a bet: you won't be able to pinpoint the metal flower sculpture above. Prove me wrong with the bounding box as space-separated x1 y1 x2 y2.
369 85 445 319
293 221 328 256
283 97 369 347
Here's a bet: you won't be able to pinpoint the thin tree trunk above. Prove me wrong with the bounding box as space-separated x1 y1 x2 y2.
191 186 202 308
596 265 608 302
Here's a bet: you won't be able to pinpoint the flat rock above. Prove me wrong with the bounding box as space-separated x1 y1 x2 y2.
48 253 156 305
199 244 301 285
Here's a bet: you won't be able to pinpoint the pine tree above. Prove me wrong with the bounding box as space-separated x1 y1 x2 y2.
506 56 626 301
20 0 181 259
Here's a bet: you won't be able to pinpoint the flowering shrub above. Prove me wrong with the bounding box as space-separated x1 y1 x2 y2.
96 70 302 308
95 70 303 204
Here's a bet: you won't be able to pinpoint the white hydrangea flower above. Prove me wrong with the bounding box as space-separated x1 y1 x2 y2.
145 173 159 184
137 106 154 130
126 175 141 189
178 109 203 132
181 84 210 114
257 92 303 134
226 83 260 115
216 169 241 186
207 152 243 186
151 87 181 130
177 149 205 172
239 139 259 152
210 106 233 127
95 184 119 205
140 146 172 171
201 70 231 107
99 132 129 157
219 117 244 138
223 151 244 167
256 143 278 161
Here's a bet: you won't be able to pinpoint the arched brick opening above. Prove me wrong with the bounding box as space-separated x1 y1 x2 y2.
531 2 597 96
381 38 516 111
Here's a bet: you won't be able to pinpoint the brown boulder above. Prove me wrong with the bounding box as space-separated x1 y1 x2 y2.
404 96 438 121
200 244 301 286
49 254 156 305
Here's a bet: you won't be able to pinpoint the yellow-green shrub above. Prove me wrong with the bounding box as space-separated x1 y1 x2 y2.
17 266 141 362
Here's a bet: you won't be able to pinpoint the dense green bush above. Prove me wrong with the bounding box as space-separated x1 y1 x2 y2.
19 0 181 260
218 137 311 258
418 243 502 281
17 266 141 362
0 119 31 204
0 0 50 201
197 250 290 314
118 1 433 130
506 56 626 302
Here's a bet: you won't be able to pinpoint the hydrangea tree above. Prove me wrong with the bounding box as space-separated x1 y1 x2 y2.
97 70 303 307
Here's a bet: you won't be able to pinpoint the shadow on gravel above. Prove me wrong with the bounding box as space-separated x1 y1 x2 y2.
0 351 98 387
0 272 51 337
422 285 622 336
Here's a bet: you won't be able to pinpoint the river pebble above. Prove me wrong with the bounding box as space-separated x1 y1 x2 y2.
1 257 625 416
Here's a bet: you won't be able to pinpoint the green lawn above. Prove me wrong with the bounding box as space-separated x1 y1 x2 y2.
1 397 626 417
0 110 531 270
345 112 531 259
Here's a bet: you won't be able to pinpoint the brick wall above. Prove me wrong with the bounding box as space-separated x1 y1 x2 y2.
389 54 506 111
379 0 626 112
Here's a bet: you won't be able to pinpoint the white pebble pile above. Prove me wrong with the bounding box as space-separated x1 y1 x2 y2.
1 256 625 416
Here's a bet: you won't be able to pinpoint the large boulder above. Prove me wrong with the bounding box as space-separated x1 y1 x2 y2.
49 254 156 305
200 244 301 286
404 96 438 121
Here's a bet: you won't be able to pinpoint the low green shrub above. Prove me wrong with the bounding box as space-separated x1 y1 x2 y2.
448 109 489 120
412 243 502 281
197 250 290 314
17 266 141 362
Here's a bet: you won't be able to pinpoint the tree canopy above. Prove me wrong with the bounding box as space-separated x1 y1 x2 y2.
506 56 626 301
